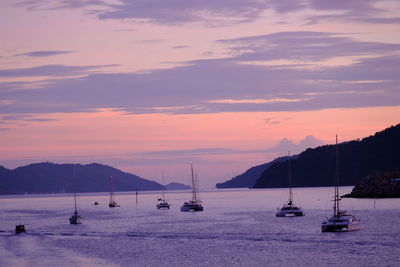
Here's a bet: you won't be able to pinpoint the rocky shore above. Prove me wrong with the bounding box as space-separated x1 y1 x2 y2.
343 171 400 198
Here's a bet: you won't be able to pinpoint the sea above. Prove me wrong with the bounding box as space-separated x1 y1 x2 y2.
0 187 399 267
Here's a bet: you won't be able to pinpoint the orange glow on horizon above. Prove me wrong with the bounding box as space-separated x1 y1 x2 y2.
1 106 398 159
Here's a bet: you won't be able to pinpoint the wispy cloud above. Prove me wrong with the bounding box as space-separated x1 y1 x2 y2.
15 0 108 11
1 32 399 115
100 0 400 25
1 114 58 122
218 31 400 63
134 39 165 44
208 98 310 104
173 45 190 49
16 0 400 26
0 64 118 78
264 117 291 125
96 0 268 25
13 50 75 57
25 118 59 122
133 148 240 157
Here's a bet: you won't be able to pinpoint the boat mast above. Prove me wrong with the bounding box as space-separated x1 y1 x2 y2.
162 170 165 201
73 165 78 212
74 192 77 212
288 151 293 205
334 135 340 218
191 163 197 203
195 171 200 202
110 176 114 203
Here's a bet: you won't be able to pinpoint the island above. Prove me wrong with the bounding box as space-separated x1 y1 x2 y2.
0 162 164 195
165 182 191 190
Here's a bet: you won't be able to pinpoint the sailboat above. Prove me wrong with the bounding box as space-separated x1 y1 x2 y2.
180 163 203 212
109 176 120 208
276 152 304 217
69 192 82 224
157 171 170 209
321 135 361 232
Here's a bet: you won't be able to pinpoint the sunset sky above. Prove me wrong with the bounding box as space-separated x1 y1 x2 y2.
1 0 399 187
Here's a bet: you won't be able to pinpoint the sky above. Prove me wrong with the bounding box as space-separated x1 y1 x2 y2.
1 0 399 188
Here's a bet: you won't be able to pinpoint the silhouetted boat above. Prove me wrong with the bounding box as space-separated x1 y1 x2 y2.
276 152 304 217
157 171 170 209
109 176 120 208
321 135 361 232
181 164 203 212
15 225 26 234
69 192 82 224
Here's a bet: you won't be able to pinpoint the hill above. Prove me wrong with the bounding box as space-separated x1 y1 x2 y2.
0 162 164 194
215 156 289 189
254 124 400 188
166 182 191 190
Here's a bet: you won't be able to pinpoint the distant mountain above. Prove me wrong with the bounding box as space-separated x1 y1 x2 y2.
215 157 289 189
254 124 400 188
166 182 191 190
0 162 164 195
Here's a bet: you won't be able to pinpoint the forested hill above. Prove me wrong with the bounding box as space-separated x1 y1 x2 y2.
0 162 163 195
254 124 400 188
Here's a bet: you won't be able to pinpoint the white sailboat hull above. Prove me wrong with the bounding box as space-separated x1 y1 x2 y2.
157 202 170 209
180 201 203 212
321 216 361 232
276 208 304 217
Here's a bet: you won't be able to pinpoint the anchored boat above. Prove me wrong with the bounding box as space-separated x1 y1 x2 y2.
321 135 361 232
109 176 120 208
181 164 203 212
276 152 304 217
69 192 82 224
157 171 170 209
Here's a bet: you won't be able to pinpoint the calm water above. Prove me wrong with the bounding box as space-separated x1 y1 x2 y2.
0 187 399 266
